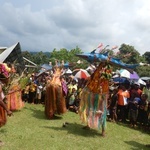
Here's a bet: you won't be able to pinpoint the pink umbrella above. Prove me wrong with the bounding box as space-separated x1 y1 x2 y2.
74 69 90 79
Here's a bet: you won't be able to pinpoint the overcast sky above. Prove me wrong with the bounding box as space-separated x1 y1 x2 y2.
0 0 150 55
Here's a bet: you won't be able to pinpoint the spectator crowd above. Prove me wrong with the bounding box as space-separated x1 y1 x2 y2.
20 71 150 132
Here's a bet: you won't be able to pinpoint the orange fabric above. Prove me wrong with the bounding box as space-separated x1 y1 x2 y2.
6 88 24 111
130 88 142 98
137 89 142 95
87 63 109 94
117 89 130 106
45 83 67 119
0 105 7 127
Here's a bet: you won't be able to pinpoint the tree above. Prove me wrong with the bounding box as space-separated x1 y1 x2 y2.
33 51 49 65
118 44 141 64
21 45 149 76
22 51 33 61
137 66 150 77
143 52 150 64
49 46 85 68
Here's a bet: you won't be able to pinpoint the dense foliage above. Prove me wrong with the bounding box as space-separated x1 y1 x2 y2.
22 44 150 77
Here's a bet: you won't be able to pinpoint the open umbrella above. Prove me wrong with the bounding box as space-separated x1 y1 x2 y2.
112 77 130 84
64 68 72 74
118 69 139 80
138 78 146 85
73 69 90 79
140 77 150 81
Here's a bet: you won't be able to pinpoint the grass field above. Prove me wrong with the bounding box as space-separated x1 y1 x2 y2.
0 103 150 150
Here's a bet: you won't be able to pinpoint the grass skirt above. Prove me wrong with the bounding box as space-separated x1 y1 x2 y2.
45 83 67 119
6 88 24 111
79 87 108 130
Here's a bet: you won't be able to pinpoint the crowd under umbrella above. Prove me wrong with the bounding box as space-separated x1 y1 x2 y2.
72 69 90 79
112 77 130 84
117 69 140 80
140 77 150 81
36 64 52 77
64 68 72 75
137 78 146 85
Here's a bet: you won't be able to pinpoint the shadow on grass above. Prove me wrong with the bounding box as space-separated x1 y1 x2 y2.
115 121 150 135
23 106 47 120
23 106 64 121
124 140 150 150
0 128 7 134
41 122 103 137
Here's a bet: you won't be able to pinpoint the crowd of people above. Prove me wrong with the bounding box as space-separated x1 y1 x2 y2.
107 81 150 130
20 70 150 132
0 62 150 147
21 72 87 114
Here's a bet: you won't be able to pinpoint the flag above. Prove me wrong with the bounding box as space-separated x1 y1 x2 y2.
96 43 103 53
97 43 103 48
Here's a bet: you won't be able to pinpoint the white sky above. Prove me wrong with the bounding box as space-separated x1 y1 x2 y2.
0 0 150 55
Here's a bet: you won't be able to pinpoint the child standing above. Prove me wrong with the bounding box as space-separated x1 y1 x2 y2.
137 94 149 129
128 97 140 128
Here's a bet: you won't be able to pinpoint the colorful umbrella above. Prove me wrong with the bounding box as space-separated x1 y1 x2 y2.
73 69 90 79
118 69 139 80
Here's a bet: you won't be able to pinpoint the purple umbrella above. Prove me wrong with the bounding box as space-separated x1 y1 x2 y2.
119 69 139 80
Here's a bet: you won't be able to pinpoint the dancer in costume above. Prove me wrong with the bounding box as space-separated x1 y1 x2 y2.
0 63 14 126
45 67 67 119
6 83 24 111
76 44 139 136
79 62 111 136
0 82 12 147
0 82 12 127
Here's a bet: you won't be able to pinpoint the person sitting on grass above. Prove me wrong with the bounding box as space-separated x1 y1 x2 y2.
68 88 77 111
66 79 78 109
69 94 80 114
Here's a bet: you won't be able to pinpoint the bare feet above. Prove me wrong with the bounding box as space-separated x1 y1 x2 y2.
102 130 106 137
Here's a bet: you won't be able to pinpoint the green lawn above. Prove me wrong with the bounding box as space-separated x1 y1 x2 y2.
0 103 150 150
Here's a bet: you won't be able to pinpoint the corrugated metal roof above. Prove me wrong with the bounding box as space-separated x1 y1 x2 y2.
0 42 25 74
0 47 7 51
0 43 18 62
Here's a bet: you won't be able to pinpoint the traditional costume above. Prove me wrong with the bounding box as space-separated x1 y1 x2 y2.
6 84 24 111
45 67 67 119
79 62 112 131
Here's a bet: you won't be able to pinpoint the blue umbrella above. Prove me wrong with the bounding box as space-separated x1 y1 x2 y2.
113 77 130 84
